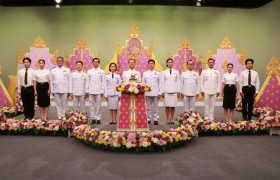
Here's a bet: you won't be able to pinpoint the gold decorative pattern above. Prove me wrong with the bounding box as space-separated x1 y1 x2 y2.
222 59 229 72
76 39 87 49
168 52 173 59
219 37 233 49
145 41 154 57
239 47 248 65
129 23 140 39
198 54 203 63
204 49 214 64
64 52 69 64
16 45 26 64
265 56 280 76
0 66 1 75
51 48 59 65
32 36 47 48
95 51 101 59
115 42 123 57
180 39 192 49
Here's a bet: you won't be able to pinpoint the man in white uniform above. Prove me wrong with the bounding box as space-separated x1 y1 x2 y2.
122 59 141 83
70 61 87 112
85 58 105 124
51 56 71 119
180 60 200 112
201 58 220 120
142 59 162 125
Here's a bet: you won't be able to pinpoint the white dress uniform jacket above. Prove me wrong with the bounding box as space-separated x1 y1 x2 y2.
201 68 221 95
51 66 71 93
85 67 105 94
161 68 180 93
142 69 162 97
70 71 87 96
122 69 141 83
104 73 121 97
180 70 200 96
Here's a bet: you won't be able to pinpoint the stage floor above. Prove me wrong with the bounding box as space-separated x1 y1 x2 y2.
0 135 279 180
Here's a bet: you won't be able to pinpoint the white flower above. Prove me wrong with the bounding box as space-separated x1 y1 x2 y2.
104 136 109 140
134 89 139 94
54 125 59 131
153 138 158 143
126 142 132 149
113 142 118 147
128 87 134 92
142 141 148 147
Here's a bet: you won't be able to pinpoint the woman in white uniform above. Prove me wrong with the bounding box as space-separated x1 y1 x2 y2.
161 58 180 124
104 63 121 125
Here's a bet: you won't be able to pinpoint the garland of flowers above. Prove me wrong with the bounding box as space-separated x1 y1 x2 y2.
0 111 88 136
177 107 279 136
116 83 151 95
0 95 23 118
0 107 279 152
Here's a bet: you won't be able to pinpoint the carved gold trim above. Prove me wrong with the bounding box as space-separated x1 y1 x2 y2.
204 49 214 64
32 36 47 48
51 48 59 65
265 56 280 76
239 47 248 65
16 45 26 64
219 37 233 49
180 39 192 49
129 23 140 39
145 41 154 57
115 42 123 57
76 39 87 49
222 59 229 72
95 51 101 59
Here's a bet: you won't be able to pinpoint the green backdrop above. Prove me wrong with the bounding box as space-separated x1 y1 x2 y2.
0 1 279 86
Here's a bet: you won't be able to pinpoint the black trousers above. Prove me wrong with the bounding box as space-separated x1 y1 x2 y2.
21 86 35 119
242 86 256 120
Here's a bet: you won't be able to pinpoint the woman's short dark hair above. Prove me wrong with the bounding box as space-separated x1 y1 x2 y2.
208 58 215 63
23 57 31 63
38 59 45 64
166 58 174 67
109 62 118 72
187 60 194 65
245 59 254 64
227 63 233 68
76 61 83 65
148 59 155 64
92 58 100 63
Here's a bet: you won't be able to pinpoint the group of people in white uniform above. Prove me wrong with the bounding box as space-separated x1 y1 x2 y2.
17 56 260 125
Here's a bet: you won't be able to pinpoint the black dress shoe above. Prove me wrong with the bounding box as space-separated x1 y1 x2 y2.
91 120 96 124
154 121 158 125
97 120 101 124
148 121 151 124
109 122 113 125
171 122 175 124
113 122 117 125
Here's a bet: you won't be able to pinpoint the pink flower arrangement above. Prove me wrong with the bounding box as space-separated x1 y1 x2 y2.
116 83 151 95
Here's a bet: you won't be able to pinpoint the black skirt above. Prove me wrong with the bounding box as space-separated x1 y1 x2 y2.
36 82 50 107
223 84 237 110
